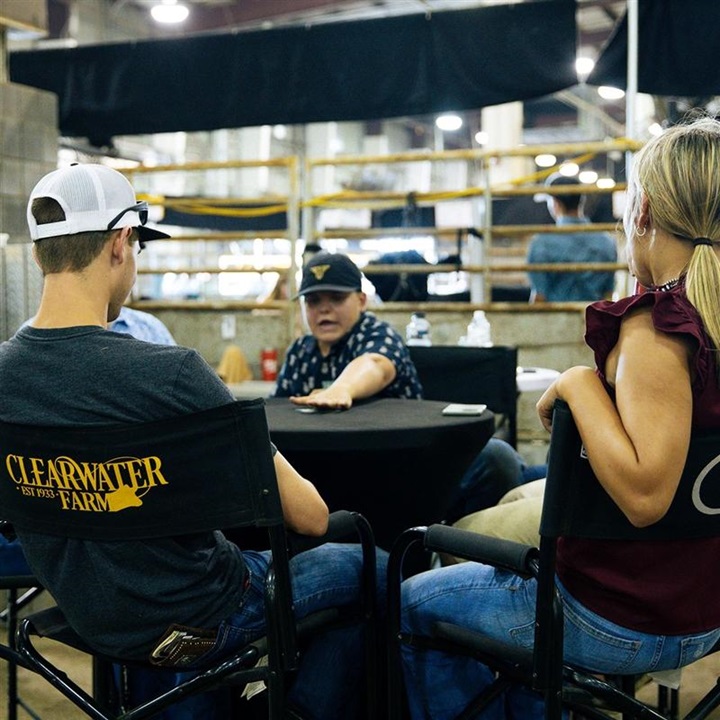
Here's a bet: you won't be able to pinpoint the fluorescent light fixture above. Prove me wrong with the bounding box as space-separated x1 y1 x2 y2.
151 0 190 24
535 153 556 168
597 177 616 189
436 114 463 132
597 85 625 100
578 170 598 184
559 163 579 177
474 130 489 145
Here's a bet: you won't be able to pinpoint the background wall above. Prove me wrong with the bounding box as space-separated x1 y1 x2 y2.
0 82 55 338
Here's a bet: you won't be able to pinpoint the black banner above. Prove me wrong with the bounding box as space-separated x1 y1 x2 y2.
9 1 577 145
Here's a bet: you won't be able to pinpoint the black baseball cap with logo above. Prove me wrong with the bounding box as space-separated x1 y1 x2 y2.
297 252 363 297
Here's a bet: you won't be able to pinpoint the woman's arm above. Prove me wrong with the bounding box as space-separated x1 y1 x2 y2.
537 307 693 527
289 353 396 409
273 451 329 535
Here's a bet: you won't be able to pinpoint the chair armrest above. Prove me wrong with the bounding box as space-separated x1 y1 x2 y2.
287 510 372 556
424 524 539 578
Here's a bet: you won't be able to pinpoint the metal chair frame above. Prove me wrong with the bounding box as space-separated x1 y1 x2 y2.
1 576 44 720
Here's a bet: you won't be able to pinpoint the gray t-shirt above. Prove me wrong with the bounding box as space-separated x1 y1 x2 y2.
0 325 247 659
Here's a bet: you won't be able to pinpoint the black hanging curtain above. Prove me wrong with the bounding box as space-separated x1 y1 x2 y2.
9 0 577 146
588 0 720 95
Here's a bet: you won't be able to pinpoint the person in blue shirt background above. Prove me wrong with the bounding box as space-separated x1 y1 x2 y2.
111 306 176 345
528 174 617 302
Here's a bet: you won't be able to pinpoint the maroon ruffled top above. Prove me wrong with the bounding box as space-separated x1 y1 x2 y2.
556 284 720 634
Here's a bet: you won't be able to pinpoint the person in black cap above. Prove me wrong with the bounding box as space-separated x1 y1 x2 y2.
527 173 617 302
275 251 537 526
274 251 423 408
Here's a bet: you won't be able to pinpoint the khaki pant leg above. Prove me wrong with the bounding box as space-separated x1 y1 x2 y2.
442 479 546 564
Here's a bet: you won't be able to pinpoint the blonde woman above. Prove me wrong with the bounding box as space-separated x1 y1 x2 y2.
399 116 720 719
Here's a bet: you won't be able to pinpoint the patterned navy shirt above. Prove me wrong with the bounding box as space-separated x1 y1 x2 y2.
274 311 423 399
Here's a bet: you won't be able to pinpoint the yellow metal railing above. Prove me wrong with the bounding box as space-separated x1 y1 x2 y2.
121 139 640 312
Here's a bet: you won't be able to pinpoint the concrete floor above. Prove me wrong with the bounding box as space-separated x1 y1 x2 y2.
2 638 720 719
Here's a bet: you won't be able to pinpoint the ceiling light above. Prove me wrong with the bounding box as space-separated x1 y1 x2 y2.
578 170 598 184
597 85 625 100
558 163 579 177
648 122 664 137
535 153 556 168
474 130 489 145
436 114 463 132
151 0 190 24
597 178 616 189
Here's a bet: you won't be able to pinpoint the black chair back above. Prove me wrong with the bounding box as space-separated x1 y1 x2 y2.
542 400 720 540
0 400 279 540
408 344 518 446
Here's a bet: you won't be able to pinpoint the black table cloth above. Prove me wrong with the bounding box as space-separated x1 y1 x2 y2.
264 397 495 554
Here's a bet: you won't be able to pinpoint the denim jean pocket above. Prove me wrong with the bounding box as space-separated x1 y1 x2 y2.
561 600 641 673
508 618 536 649
679 629 720 668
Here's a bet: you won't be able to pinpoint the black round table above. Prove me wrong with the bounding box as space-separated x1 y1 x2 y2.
264 397 495 554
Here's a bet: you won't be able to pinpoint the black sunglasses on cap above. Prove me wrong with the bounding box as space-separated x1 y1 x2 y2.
107 201 149 253
106 201 149 232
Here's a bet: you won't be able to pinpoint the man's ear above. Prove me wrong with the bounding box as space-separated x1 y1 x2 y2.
110 227 132 265
31 243 40 269
358 291 368 310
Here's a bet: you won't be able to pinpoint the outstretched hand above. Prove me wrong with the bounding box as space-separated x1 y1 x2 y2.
290 385 353 410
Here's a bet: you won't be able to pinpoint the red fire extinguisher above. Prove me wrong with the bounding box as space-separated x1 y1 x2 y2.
261 348 278 381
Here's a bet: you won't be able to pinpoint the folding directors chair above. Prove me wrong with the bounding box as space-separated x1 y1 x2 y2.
0 399 379 720
387 399 720 720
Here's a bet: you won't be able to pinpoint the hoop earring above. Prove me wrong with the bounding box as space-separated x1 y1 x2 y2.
636 225 647 237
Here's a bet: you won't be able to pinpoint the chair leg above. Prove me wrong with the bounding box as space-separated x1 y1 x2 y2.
94 657 122 713
3 586 47 720
657 685 679 720
6 587 19 720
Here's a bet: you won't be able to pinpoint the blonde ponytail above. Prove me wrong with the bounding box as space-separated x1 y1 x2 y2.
632 116 720 351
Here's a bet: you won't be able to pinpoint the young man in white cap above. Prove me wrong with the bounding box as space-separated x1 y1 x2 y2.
275 251 423 408
0 163 385 719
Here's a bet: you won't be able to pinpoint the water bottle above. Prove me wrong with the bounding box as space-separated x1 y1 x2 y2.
462 310 493 347
406 312 432 346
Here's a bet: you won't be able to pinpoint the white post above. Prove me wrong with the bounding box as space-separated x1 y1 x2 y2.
625 0 639 178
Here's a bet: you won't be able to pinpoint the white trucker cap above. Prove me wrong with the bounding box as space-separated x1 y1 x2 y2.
27 163 170 243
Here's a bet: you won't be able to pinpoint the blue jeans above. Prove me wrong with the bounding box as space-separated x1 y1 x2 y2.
187 543 387 720
0 536 32 575
400 563 720 719
444 439 547 525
